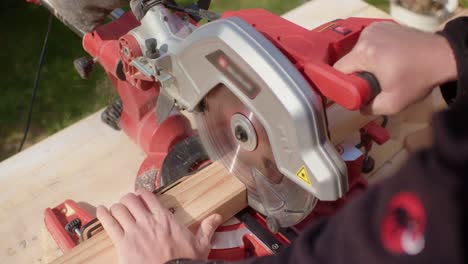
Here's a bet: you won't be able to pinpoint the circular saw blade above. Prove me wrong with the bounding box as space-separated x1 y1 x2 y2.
194 85 318 227
194 85 284 196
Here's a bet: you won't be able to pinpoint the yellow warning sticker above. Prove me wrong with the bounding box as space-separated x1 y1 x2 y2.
296 166 311 186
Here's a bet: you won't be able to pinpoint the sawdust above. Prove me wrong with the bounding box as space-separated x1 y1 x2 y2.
39 225 62 264
135 168 158 192
396 0 445 15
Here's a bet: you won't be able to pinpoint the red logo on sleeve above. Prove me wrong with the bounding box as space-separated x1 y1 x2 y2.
381 192 426 256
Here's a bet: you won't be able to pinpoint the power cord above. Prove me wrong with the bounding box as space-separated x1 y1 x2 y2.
17 13 53 152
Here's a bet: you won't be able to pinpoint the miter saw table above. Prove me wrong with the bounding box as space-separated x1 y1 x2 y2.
0 1 444 263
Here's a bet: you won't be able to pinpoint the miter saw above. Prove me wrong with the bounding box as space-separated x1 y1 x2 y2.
37 0 392 259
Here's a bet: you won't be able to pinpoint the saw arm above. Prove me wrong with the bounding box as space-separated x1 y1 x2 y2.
76 3 390 228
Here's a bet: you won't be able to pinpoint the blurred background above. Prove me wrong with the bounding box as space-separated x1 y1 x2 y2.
0 0 465 161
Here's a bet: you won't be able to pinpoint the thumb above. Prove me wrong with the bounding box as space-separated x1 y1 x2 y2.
196 214 223 246
361 92 399 116
333 50 365 74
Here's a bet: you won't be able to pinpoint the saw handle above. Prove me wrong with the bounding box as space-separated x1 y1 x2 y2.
356 71 381 103
304 63 382 110
303 18 393 110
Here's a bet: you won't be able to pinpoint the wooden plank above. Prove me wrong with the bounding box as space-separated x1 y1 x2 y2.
283 0 370 29
404 127 432 153
368 149 409 185
50 163 247 264
353 5 390 18
0 111 144 264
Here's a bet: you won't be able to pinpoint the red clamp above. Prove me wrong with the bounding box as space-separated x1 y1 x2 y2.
44 200 94 253
362 121 390 145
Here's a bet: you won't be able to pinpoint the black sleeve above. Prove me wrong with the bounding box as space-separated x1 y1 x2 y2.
169 95 468 264
438 17 468 105
168 18 468 264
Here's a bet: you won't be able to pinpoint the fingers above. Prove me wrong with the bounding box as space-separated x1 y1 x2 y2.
136 189 167 218
333 50 365 75
96 206 124 245
120 193 152 222
196 214 223 246
110 203 136 229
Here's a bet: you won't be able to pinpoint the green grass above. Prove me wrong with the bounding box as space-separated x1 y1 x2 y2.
0 0 118 160
365 0 389 11
0 0 465 161
0 0 302 161
209 0 301 14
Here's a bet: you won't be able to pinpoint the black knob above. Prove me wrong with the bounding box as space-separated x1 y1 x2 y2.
74 57 95 80
356 72 381 104
65 218 82 235
361 155 375 174
145 38 160 59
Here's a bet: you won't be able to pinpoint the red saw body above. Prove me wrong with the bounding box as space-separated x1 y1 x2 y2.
35 2 392 260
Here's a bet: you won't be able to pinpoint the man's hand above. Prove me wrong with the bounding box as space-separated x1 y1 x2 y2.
334 22 458 115
96 190 223 264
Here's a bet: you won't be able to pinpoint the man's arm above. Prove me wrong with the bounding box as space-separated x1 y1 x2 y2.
98 19 468 264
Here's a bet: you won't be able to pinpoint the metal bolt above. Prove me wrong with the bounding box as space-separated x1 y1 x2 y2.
235 125 249 143
271 243 280 251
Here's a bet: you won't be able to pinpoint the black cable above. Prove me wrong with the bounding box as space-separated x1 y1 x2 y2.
17 13 53 152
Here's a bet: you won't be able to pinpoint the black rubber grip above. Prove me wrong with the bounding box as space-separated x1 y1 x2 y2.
357 71 381 104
